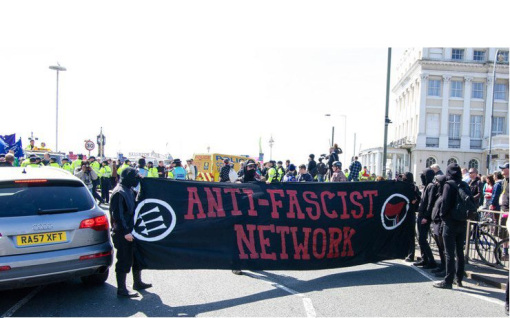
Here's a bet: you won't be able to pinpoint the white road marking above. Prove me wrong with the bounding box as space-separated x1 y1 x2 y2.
244 271 317 318
401 260 506 306
1 285 44 318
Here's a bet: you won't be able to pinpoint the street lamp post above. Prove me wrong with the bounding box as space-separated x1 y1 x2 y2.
49 64 67 152
382 48 392 178
325 114 347 164
269 135 275 161
487 49 503 174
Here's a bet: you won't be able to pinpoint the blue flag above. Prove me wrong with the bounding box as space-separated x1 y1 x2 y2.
0 134 16 146
6 138 24 158
0 138 7 154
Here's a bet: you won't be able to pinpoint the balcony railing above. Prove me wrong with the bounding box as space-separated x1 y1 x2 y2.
426 137 439 148
448 138 461 149
470 139 482 149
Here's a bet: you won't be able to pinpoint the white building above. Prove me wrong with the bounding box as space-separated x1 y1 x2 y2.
360 47 509 178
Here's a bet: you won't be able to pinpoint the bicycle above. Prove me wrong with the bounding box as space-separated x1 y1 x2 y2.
495 238 509 267
469 219 500 267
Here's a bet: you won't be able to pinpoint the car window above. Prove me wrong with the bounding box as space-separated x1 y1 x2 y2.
0 180 95 217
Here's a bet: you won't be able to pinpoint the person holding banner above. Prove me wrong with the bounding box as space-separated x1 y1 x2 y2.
110 167 152 297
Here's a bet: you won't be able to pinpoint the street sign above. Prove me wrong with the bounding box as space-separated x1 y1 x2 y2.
84 140 95 151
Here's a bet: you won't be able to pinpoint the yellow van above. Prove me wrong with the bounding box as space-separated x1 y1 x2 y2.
193 153 249 182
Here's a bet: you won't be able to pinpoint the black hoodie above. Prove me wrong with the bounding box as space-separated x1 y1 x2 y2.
431 175 447 222
440 163 463 220
110 167 139 235
420 168 436 187
402 172 421 212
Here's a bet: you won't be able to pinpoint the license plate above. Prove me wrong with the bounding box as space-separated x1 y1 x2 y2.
16 232 67 247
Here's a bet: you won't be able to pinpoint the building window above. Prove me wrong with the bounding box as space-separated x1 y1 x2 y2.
473 50 485 61
494 83 508 100
470 115 483 139
449 114 461 138
448 158 458 165
449 114 461 148
472 82 484 99
428 79 441 97
452 49 464 60
492 117 505 136
451 81 463 98
468 159 479 170
500 51 509 62
426 157 436 168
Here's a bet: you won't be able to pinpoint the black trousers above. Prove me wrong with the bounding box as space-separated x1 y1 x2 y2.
407 212 416 260
432 221 445 269
417 216 435 264
100 177 111 203
91 179 103 202
112 232 141 274
442 219 467 284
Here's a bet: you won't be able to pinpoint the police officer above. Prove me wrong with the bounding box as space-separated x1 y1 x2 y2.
71 154 83 171
276 161 285 182
147 161 158 178
61 158 74 173
99 160 112 204
266 160 278 184
171 159 187 180
110 168 152 297
49 157 60 168
117 159 131 176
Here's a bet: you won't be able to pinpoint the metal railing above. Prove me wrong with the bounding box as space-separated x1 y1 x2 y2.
464 209 508 270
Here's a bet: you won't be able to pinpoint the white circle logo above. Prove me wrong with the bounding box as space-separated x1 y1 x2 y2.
132 199 176 242
380 194 410 230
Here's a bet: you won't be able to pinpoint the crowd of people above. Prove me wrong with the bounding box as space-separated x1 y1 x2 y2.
2 145 509 310
405 161 509 313
217 144 376 184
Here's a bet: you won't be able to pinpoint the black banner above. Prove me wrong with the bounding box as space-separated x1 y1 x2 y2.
134 179 415 270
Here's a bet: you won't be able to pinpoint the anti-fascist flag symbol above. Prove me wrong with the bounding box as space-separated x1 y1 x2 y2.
381 194 409 230
133 199 176 242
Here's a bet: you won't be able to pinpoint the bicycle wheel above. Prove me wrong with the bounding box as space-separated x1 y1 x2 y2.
474 231 499 266
495 238 509 266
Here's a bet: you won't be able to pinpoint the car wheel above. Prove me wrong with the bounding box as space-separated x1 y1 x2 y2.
81 269 109 285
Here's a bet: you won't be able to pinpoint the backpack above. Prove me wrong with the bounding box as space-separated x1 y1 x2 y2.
317 162 328 175
447 180 477 221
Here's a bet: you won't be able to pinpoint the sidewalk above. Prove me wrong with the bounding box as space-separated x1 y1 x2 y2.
465 259 509 290
413 244 509 290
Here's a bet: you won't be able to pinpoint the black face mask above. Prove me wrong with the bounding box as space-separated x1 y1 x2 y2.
245 169 256 180
120 168 140 188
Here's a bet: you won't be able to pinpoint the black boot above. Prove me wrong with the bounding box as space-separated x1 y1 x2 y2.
133 270 152 290
116 272 139 298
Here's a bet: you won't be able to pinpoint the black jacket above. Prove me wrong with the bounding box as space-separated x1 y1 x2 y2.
468 177 483 205
327 152 339 171
431 175 447 222
418 183 437 220
110 184 136 235
440 164 462 221
307 160 317 177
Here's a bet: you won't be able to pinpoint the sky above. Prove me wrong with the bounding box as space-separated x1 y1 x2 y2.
1 0 508 166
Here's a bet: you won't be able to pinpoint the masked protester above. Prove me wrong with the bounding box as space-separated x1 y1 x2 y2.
110 168 151 298
414 168 438 269
401 172 421 263
237 159 260 183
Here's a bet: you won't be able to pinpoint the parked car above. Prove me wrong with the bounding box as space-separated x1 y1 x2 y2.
0 167 113 290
